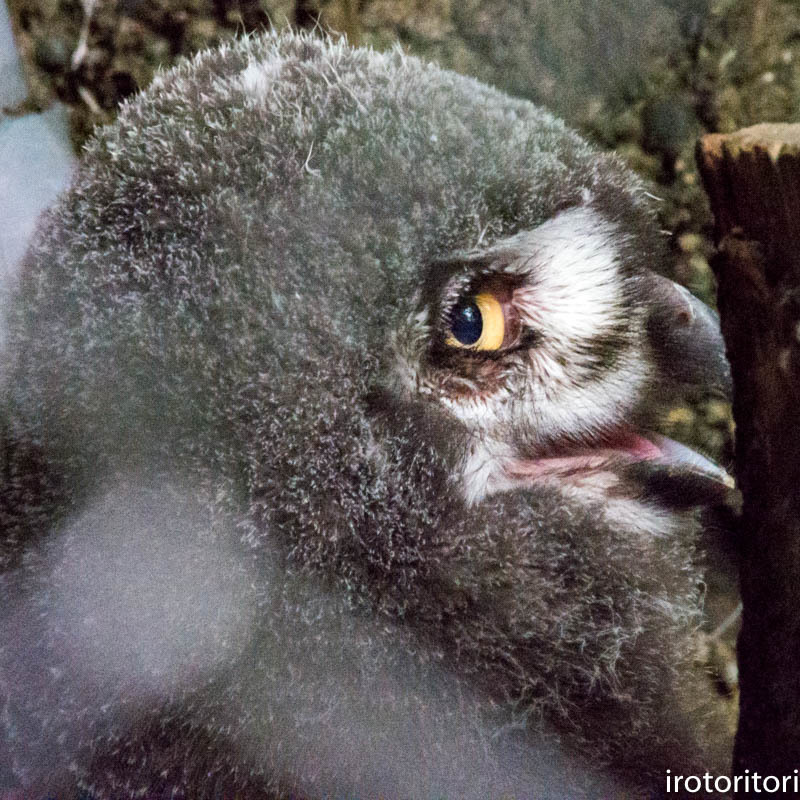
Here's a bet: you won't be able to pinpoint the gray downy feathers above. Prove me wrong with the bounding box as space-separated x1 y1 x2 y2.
0 30 731 799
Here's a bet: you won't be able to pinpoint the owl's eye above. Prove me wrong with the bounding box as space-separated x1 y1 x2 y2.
446 292 505 351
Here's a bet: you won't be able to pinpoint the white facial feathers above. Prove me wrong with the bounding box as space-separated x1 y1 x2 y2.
506 206 650 447
395 205 654 504
510 206 627 354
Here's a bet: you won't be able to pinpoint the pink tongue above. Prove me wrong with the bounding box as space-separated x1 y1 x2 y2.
607 430 663 460
507 432 662 482
507 430 732 487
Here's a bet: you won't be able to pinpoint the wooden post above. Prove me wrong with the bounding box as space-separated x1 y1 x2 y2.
697 123 800 786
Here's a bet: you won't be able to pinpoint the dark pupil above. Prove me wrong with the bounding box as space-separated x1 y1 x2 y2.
450 300 482 345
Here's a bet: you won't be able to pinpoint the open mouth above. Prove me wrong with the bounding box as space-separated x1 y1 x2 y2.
506 427 734 502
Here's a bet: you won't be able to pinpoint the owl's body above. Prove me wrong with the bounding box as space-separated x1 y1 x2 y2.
1 32 730 798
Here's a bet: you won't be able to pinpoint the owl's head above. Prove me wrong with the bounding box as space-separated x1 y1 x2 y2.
392 200 730 507
6 32 730 522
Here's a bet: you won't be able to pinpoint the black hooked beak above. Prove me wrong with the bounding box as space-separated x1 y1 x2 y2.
624 273 735 506
646 273 732 401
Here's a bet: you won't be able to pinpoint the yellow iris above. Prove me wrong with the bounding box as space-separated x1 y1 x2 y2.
446 292 505 351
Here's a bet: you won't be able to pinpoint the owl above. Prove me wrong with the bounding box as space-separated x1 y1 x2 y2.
0 31 732 799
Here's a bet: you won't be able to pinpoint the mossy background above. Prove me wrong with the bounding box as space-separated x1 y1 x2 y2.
7 0 792 744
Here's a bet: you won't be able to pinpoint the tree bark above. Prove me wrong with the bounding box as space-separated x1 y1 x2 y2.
697 123 800 790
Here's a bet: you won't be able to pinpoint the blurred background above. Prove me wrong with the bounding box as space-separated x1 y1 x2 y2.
3 0 796 758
